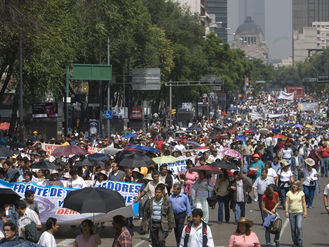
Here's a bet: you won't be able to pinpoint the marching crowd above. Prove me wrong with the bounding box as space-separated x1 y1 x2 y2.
0 92 329 247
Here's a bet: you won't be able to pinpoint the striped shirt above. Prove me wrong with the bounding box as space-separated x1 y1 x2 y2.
152 198 163 222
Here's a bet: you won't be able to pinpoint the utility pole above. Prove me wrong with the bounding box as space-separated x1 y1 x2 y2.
19 38 24 145
107 37 111 137
169 80 172 126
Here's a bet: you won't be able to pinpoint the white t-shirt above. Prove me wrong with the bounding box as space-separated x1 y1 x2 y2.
69 176 87 189
0 230 4 239
278 169 293 187
302 168 318 186
267 168 278 180
38 231 56 247
17 208 42 238
324 183 329 198
236 180 244 202
281 148 293 159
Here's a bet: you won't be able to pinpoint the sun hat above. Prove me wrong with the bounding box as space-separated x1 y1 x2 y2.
144 173 153 181
304 158 315 167
280 159 290 167
132 168 141 174
238 217 253 227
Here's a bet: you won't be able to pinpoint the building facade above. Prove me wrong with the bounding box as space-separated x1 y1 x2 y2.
312 21 329 48
293 27 318 63
232 16 269 62
206 0 228 42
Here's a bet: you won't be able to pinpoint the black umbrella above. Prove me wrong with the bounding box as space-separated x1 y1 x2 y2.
63 187 126 214
115 151 153 163
75 159 94 167
0 146 13 158
211 160 239 170
117 151 155 168
0 188 21 205
30 160 59 170
0 240 43 247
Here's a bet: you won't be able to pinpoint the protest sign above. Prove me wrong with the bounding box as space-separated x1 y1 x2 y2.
298 102 319 112
158 157 190 176
41 143 101 156
0 179 141 224
277 91 294 100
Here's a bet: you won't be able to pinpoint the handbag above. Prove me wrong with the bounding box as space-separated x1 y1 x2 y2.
267 216 282 234
206 179 217 209
246 194 252 204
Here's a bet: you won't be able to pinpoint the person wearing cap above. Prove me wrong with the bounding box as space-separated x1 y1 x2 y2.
285 180 307 247
228 217 260 247
94 171 108 187
249 154 265 179
277 160 294 210
299 158 318 208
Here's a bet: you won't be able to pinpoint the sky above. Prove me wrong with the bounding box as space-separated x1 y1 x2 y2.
228 0 292 60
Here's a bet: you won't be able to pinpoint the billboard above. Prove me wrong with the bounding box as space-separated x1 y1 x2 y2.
286 86 305 99
131 68 161 90
130 108 143 120
32 103 58 118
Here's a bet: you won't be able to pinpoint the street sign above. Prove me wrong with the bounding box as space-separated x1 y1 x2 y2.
104 110 112 120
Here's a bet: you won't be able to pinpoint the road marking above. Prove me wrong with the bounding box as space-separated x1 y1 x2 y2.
280 218 290 240
135 240 147 247
57 239 75 247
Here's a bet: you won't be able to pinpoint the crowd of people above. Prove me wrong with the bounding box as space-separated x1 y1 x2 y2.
0 92 329 247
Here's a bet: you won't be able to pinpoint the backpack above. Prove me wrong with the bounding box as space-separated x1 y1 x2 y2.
267 216 282 234
183 221 208 247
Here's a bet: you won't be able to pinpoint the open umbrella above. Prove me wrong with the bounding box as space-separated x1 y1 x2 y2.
221 149 243 159
75 159 95 167
0 188 21 205
0 241 43 247
189 165 221 174
0 146 13 158
100 146 122 155
273 134 286 139
293 124 304 128
122 133 136 139
210 160 239 170
186 140 201 147
52 145 86 157
259 128 270 135
153 155 178 164
187 126 202 131
124 145 160 153
118 152 155 168
63 187 125 214
88 153 111 161
0 122 10 130
30 160 59 170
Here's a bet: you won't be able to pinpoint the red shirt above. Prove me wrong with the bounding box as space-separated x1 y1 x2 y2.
320 147 329 158
262 192 279 211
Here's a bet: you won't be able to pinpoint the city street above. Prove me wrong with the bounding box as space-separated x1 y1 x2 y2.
55 177 329 247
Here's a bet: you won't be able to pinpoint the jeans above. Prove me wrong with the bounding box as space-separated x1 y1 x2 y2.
234 202 245 222
279 187 290 209
243 155 251 173
258 194 266 221
321 157 329 176
303 185 316 208
289 212 303 246
217 194 230 222
150 221 167 247
265 228 280 245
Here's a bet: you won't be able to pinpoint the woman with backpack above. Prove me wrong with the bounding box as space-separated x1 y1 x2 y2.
261 186 280 247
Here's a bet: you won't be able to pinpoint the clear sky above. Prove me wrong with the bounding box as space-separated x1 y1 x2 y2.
228 0 292 60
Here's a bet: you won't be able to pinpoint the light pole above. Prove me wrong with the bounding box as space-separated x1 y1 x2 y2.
107 37 111 137
19 37 24 145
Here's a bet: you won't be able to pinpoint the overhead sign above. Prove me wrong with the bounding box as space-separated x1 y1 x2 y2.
131 68 161 90
70 64 112 81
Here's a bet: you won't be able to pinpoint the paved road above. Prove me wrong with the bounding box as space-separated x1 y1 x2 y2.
55 177 329 247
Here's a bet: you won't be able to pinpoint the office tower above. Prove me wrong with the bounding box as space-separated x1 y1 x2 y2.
206 0 228 42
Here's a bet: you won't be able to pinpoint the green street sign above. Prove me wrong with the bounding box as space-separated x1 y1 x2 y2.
70 64 112 81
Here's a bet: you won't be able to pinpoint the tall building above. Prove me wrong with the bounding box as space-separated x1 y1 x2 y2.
312 21 329 48
293 0 329 32
239 0 265 37
206 0 228 42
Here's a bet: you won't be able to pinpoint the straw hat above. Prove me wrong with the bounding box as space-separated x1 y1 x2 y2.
132 168 142 174
144 173 153 181
304 158 315 167
280 159 290 168
238 217 253 227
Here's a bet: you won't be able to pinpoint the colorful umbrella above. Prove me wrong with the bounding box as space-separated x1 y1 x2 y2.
88 153 111 161
273 134 286 139
221 149 243 159
189 165 221 174
0 122 10 130
52 145 86 157
153 155 178 164
124 144 160 153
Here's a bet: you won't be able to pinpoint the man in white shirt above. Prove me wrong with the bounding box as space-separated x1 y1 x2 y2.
68 169 87 189
180 208 214 247
38 217 59 247
15 200 42 239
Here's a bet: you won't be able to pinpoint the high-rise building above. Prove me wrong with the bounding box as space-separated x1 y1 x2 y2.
293 0 329 32
206 0 228 42
239 0 265 37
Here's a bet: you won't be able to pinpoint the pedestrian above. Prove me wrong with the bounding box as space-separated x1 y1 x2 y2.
300 158 318 208
38 217 59 247
291 149 303 180
68 169 87 189
277 160 294 210
108 162 126 181
159 164 174 195
74 219 101 247
228 217 260 247
183 160 198 206
179 208 214 247
261 186 280 247
192 171 213 223
214 170 231 224
230 171 252 224
169 183 192 247
15 200 42 241
323 178 329 213
285 180 307 247
23 190 40 218
112 215 132 247
0 222 19 243
252 168 275 221
142 184 175 247
249 154 265 179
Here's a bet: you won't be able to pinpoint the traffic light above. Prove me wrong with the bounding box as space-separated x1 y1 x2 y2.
171 109 176 115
